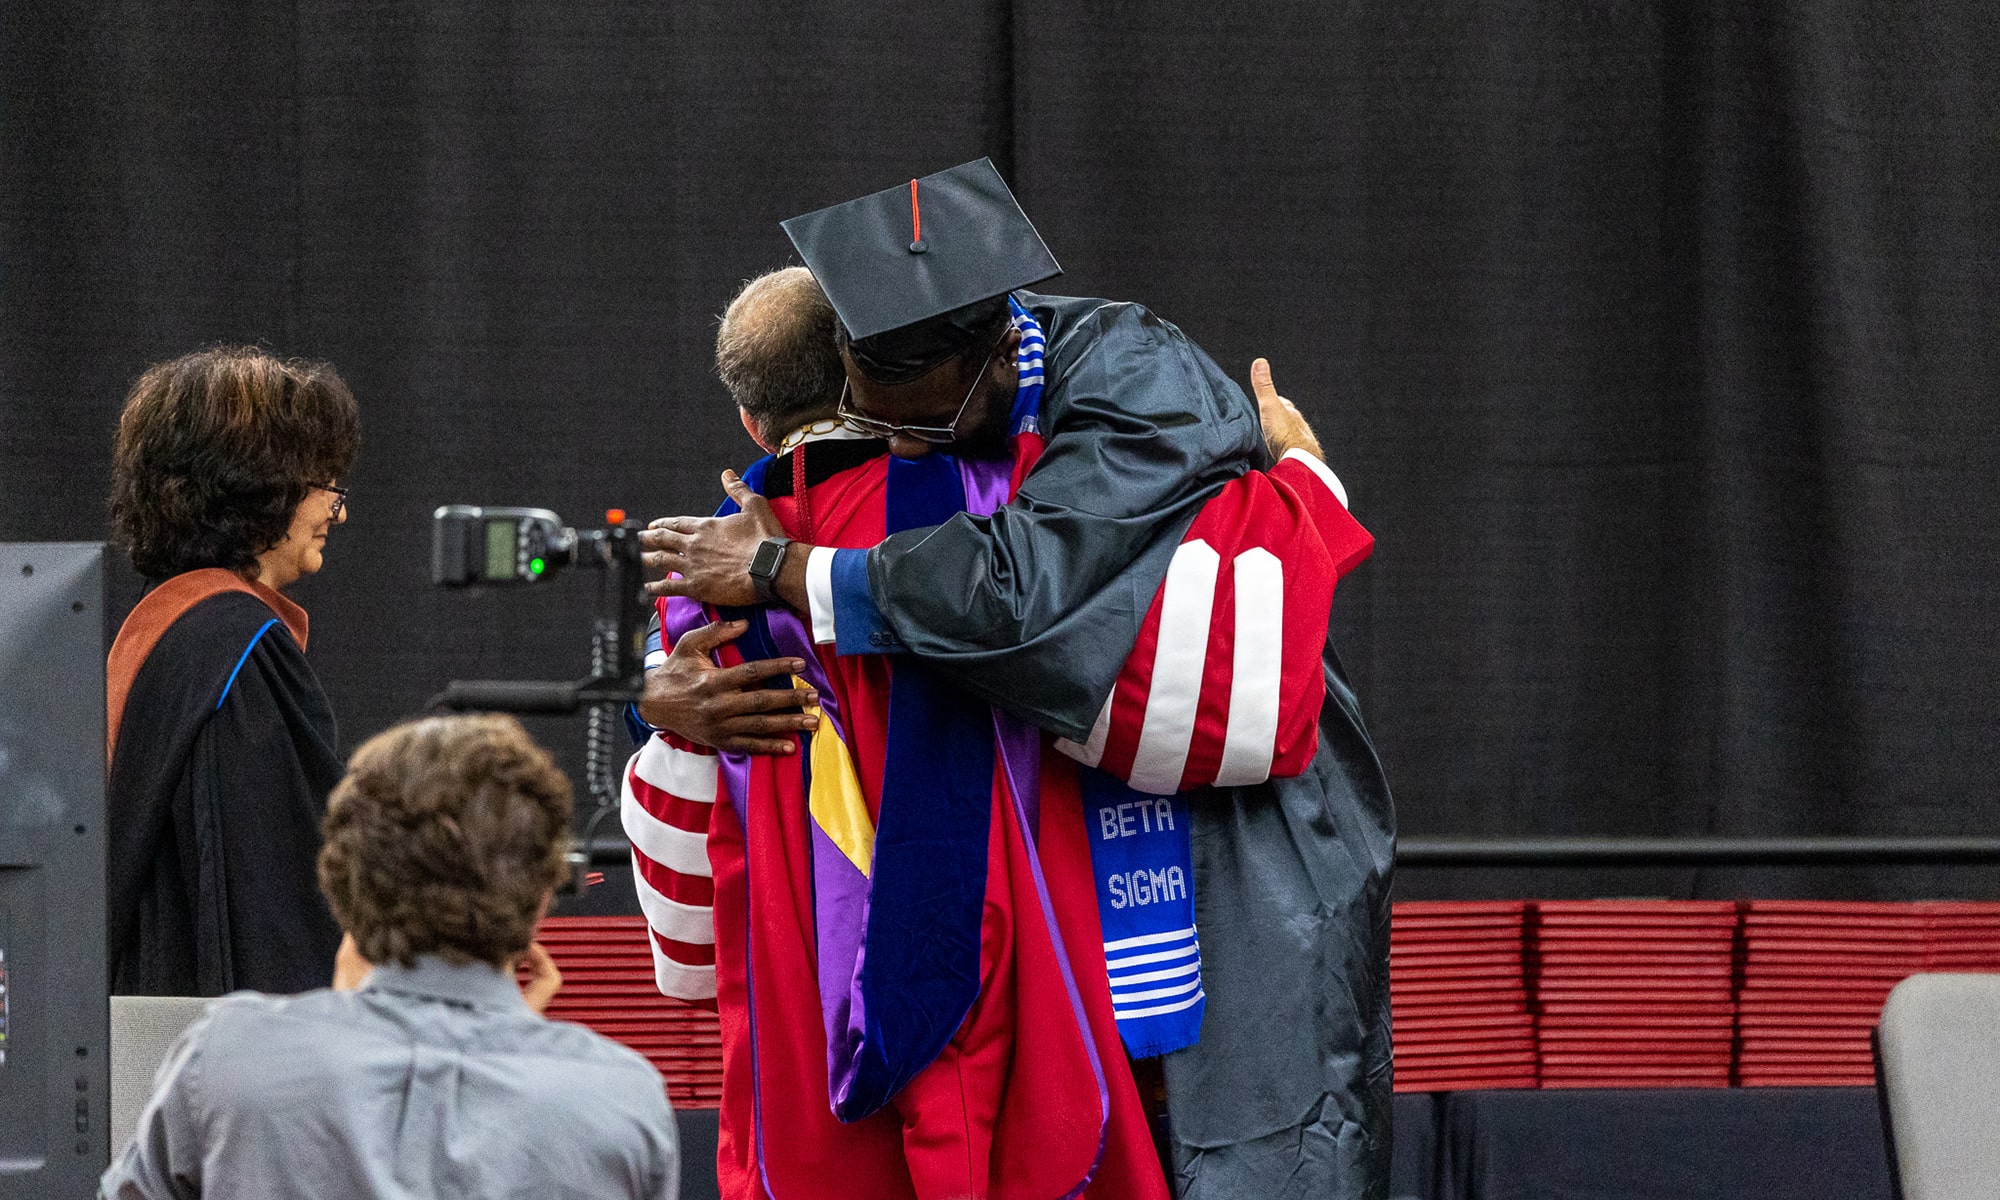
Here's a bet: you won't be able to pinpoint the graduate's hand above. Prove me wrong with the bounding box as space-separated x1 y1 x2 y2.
1250 357 1323 461
637 619 818 755
332 933 371 991
642 471 787 608
517 941 562 1015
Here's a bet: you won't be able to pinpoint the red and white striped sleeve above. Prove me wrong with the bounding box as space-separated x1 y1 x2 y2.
622 729 720 1002
1055 449 1373 793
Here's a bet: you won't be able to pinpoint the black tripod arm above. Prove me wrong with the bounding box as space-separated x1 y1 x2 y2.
429 676 644 714
430 679 582 713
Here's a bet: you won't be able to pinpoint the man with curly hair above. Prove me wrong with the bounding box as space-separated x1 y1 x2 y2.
100 713 681 1200
105 346 361 996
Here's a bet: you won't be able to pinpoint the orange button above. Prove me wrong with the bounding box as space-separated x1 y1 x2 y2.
605 508 627 526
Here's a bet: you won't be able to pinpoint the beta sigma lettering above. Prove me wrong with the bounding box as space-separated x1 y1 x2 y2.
1107 864 1188 910
1098 799 1186 910
1098 798 1175 841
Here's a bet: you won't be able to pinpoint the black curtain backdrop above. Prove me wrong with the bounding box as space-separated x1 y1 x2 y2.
5 2 1995 900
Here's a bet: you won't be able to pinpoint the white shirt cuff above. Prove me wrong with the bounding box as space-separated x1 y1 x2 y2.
806 546 838 644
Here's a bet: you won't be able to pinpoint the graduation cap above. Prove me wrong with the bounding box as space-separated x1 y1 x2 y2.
782 158 1061 382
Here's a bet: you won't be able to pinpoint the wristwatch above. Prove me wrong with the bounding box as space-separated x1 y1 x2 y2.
748 536 793 604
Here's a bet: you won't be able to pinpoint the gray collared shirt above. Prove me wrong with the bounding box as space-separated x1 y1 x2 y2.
100 957 679 1200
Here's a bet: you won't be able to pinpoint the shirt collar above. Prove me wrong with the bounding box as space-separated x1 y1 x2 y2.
778 418 877 453
360 955 530 1013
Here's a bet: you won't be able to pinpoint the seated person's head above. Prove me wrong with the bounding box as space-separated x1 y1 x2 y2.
715 266 846 449
101 713 679 1200
111 346 360 589
317 713 571 970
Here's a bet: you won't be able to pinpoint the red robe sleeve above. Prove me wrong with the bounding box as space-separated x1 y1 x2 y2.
623 602 725 1003
1055 450 1373 793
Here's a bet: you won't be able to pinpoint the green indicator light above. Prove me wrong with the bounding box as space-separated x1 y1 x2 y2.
529 558 546 575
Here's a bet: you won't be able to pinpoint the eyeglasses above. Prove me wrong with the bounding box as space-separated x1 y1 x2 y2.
836 343 1001 446
317 483 348 520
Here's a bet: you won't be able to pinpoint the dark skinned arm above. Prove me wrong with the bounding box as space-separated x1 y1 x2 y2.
640 357 1315 618
641 470 811 612
639 357 1317 744
636 614 818 756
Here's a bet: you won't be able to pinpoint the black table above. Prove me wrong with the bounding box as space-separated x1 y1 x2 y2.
678 1086 1890 1199
1425 1086 1893 1200
1392 1092 1441 1199
675 1108 720 1200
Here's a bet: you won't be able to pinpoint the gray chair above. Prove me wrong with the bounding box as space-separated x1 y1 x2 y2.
109 996 211 1157
1875 973 2000 1200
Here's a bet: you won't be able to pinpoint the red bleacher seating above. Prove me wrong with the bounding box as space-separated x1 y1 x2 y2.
538 902 2000 1102
534 917 721 1108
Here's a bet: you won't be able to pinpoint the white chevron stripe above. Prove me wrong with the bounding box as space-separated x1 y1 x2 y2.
629 856 716 945
1127 539 1220 795
649 944 717 1001
1113 989 1205 1021
1102 925 1198 953
1281 448 1349 509
621 785 711 876
1214 548 1283 787
632 738 717 804
1107 959 1203 988
1110 976 1203 1005
1053 692 1113 767
1104 941 1201 972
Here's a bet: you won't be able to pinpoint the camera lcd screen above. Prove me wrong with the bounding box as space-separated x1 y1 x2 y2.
484 520 516 581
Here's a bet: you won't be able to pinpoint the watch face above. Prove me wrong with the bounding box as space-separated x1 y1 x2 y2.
750 538 790 601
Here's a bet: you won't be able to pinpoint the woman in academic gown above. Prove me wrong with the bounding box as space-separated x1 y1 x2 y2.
104 347 360 996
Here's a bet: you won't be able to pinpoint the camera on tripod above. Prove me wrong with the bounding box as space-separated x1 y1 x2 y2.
428 504 653 713
434 505 616 588
430 504 659 895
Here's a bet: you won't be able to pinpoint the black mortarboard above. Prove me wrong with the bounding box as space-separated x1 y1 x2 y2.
782 158 1062 382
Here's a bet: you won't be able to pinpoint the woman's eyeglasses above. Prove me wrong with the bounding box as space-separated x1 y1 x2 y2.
317 483 348 520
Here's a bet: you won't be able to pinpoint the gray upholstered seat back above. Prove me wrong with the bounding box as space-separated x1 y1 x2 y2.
1876 973 2000 1200
109 995 211 1157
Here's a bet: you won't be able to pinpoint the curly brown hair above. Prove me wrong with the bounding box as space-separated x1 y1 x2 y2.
110 346 360 580
318 714 573 969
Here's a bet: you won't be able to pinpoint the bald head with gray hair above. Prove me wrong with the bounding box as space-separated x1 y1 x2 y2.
715 266 845 446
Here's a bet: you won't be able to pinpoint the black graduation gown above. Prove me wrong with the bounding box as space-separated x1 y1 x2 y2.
107 590 344 996
866 292 1397 1199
